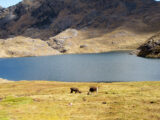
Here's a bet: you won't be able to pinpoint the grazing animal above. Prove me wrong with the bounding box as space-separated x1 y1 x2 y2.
88 86 98 95
70 87 81 94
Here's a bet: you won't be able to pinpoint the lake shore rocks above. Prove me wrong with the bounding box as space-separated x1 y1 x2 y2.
137 33 160 58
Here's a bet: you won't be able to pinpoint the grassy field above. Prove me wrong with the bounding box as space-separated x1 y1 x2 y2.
0 81 160 120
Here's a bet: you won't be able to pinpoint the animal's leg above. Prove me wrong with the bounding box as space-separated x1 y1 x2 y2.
71 90 73 93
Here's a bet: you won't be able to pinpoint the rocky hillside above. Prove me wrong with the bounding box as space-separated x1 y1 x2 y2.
0 36 59 58
0 0 160 57
0 0 159 39
137 33 160 58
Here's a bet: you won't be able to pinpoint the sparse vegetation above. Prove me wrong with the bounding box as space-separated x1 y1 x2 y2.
0 81 160 120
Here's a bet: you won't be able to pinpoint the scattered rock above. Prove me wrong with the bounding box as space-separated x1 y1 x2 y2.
33 98 41 102
130 50 140 55
60 48 67 53
80 45 88 48
150 101 155 104
102 102 107 104
0 98 3 101
105 92 109 94
82 97 87 101
47 37 68 53
68 103 73 106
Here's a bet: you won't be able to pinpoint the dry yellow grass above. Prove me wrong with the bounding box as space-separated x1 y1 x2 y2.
0 36 60 58
0 81 160 120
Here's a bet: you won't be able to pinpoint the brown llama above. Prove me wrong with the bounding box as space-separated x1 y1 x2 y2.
70 87 81 94
88 86 98 95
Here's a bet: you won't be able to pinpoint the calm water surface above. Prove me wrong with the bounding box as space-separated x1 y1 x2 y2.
0 51 160 82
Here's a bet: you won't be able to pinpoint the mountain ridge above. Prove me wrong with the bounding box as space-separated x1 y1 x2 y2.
0 0 159 39
0 0 159 57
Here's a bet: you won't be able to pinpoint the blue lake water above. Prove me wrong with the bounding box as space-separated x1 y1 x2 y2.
0 51 160 82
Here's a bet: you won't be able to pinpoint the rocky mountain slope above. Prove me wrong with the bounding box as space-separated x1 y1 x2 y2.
137 33 160 58
0 0 160 57
0 36 59 58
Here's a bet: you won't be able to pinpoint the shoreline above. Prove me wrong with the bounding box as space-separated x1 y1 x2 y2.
1 78 160 84
0 49 134 59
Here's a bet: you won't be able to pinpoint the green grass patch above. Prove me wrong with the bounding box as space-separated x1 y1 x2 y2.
0 111 9 120
1 96 33 105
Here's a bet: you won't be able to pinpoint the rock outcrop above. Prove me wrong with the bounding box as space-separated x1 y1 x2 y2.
137 33 160 58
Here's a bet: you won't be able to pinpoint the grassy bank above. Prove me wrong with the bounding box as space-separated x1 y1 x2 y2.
0 81 160 120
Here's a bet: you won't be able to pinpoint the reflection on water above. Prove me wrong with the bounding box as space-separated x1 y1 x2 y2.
0 51 160 82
